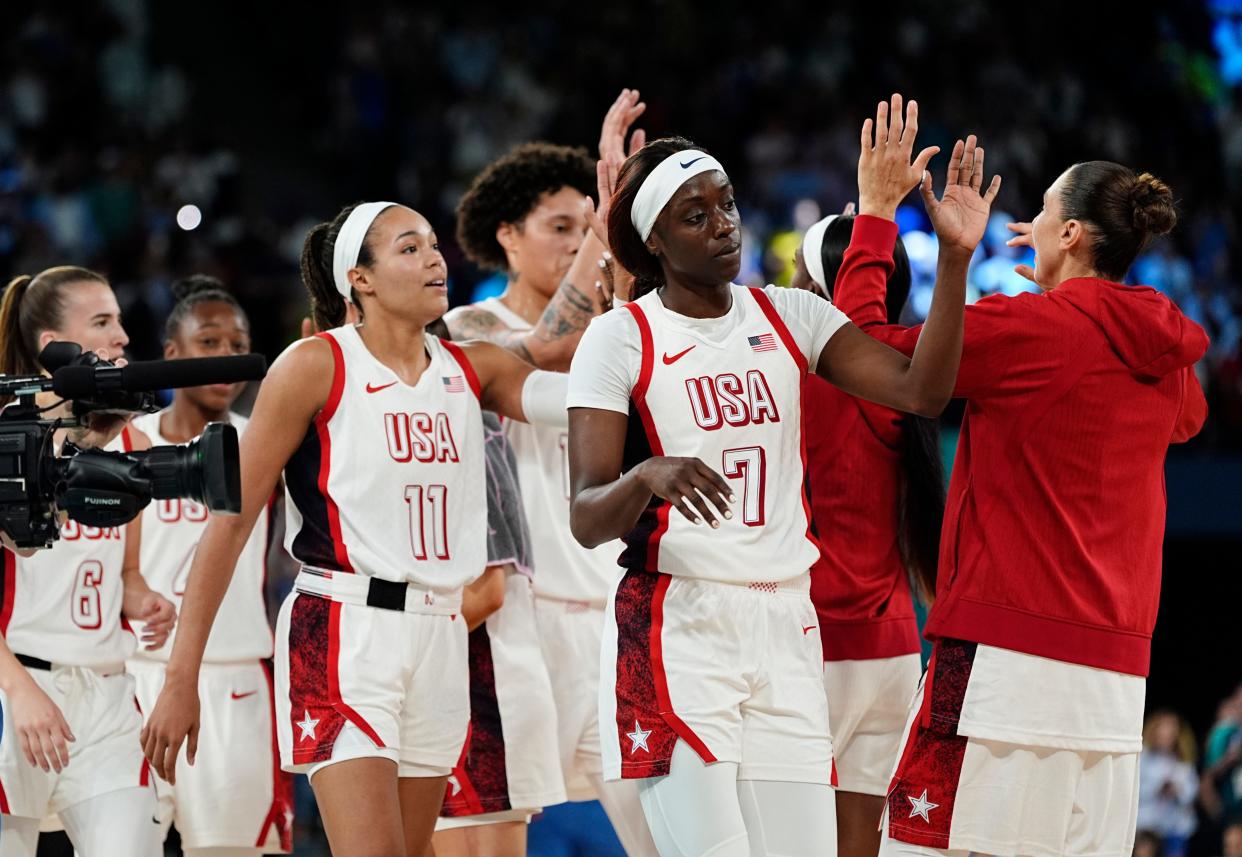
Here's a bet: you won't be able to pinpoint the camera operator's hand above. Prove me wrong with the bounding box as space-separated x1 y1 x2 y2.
65 412 133 450
7 674 74 772
125 591 176 651
141 678 199 784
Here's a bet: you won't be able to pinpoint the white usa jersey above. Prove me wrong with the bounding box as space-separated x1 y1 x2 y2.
1 434 132 668
478 297 619 604
129 409 272 663
568 286 846 584
284 325 486 591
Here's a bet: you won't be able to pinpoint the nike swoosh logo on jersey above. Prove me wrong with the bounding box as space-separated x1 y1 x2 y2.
365 381 397 393
802 625 817 635
662 345 696 365
230 690 257 700
680 156 707 169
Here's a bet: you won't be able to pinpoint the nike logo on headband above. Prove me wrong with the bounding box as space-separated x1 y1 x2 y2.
680 156 707 169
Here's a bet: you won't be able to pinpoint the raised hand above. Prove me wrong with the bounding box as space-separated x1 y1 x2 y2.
598 88 647 162
858 94 940 221
919 135 1002 256
1005 221 1037 283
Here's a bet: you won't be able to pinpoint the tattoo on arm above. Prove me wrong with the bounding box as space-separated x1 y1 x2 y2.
531 278 596 345
444 308 536 363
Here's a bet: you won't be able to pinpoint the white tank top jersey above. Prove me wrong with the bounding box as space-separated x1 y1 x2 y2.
566 285 849 584
283 325 486 591
478 297 620 604
128 409 272 663
0 433 133 668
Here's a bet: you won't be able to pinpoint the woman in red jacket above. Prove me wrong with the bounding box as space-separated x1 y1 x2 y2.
833 161 1208 857
792 214 944 857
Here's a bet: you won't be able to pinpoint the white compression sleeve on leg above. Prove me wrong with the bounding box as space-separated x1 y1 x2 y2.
0 816 40 857
590 774 661 857
637 740 750 857
736 779 838 857
60 787 161 857
520 370 569 428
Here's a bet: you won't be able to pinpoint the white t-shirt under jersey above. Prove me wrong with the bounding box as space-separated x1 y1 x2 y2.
567 285 849 584
478 296 621 605
128 410 273 664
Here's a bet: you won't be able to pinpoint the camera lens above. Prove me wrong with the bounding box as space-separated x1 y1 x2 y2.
137 422 241 513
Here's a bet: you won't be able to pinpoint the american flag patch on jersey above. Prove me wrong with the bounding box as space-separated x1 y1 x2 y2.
748 333 777 352
442 375 464 393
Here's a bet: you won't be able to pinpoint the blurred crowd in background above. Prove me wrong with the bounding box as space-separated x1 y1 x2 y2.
1 3 1240 853
0 2 1240 444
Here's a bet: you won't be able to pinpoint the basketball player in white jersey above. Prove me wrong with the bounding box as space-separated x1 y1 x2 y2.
433 403 565 857
0 266 176 857
567 98 1000 856
125 275 293 857
141 201 573 856
447 89 659 856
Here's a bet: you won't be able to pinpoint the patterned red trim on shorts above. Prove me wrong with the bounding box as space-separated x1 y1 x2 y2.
0 776 10 814
612 570 716 778
886 639 977 848
257 659 294 852
287 595 347 766
441 626 513 817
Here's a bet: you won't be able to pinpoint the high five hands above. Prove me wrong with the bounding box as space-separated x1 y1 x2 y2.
586 88 646 307
858 93 1001 256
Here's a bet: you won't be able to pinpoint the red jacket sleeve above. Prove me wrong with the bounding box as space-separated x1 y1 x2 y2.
1171 367 1207 443
834 216 1055 400
832 215 896 329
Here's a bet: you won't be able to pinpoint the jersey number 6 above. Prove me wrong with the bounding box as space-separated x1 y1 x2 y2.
71 560 105 630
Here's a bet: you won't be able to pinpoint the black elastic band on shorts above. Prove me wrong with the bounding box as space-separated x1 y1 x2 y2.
366 577 407 611
16 653 52 671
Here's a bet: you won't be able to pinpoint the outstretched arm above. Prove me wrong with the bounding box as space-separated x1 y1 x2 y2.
141 338 332 783
815 95 998 416
445 228 608 371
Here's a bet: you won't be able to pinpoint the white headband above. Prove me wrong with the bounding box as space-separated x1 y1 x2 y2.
332 201 397 300
630 150 727 241
801 214 839 293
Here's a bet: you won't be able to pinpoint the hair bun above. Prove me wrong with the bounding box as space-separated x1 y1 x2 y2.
170 274 228 303
1129 173 1177 236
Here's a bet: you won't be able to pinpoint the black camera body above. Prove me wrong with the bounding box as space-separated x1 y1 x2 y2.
0 343 263 549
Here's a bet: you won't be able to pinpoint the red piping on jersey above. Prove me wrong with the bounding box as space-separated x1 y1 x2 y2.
0 550 15 635
262 493 277 650
120 426 134 453
0 776 9 813
314 332 354 573
256 659 293 851
650 574 717 763
440 340 482 400
327 600 385 749
623 303 670 573
748 288 820 553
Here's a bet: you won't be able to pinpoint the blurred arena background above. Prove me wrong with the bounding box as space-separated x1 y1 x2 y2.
1 2 1239 854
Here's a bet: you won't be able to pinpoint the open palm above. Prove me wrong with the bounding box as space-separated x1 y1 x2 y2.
921 135 1001 254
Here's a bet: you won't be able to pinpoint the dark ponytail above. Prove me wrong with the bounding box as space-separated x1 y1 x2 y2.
164 274 247 342
0 266 108 378
817 216 945 604
609 136 707 300
1060 161 1178 281
299 203 393 331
